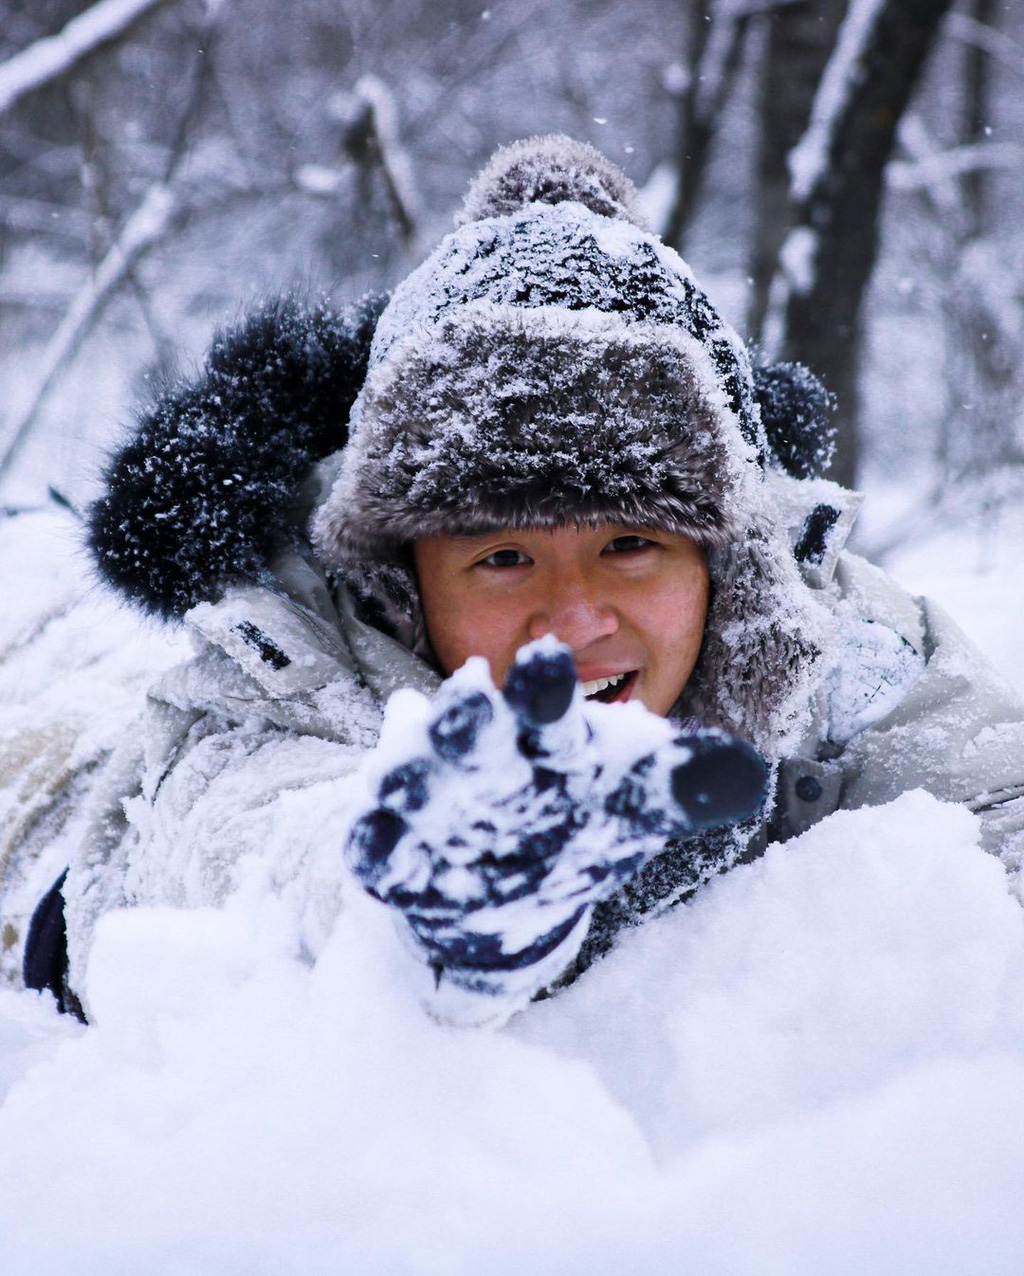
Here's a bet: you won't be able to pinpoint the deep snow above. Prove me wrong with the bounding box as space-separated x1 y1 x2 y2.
1 506 1023 1274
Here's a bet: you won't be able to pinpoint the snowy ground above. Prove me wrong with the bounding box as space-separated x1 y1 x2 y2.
1 502 1023 1275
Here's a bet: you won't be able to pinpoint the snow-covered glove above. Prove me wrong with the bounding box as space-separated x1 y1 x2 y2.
345 638 768 1023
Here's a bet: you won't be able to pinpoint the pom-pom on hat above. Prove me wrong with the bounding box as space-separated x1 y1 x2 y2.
455 134 651 229
313 135 835 753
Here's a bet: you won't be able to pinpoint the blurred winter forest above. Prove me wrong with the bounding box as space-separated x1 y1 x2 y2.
0 0 1021 560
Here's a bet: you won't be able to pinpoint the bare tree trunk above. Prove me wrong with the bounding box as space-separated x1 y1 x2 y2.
662 0 753 252
775 0 954 488
962 0 995 236
747 0 846 344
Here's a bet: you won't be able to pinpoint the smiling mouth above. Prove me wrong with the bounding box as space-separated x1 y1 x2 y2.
582 671 637 703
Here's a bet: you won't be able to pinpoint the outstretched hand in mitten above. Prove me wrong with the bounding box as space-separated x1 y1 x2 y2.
345 638 767 1024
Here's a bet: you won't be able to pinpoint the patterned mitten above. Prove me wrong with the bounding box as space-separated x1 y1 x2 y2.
345 639 767 1021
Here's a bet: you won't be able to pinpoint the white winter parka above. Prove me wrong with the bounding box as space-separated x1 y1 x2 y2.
14 469 1017 1021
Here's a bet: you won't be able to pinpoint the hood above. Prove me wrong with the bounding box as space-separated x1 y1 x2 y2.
86 139 843 757
311 136 839 755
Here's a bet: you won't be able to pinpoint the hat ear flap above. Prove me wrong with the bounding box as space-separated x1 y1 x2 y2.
682 515 835 756
753 362 835 480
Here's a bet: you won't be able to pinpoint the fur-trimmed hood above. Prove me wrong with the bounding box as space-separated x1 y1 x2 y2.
311 137 837 754
87 137 843 758
315 302 744 557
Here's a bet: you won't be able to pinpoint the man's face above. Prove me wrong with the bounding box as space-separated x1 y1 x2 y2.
412 523 710 716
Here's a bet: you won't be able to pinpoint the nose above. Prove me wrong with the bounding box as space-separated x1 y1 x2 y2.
526 579 619 650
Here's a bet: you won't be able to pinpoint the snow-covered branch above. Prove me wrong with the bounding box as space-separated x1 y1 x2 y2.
0 0 175 117
0 184 178 482
330 75 422 250
786 0 888 203
888 140 1024 192
944 11 1024 79
352 74 421 245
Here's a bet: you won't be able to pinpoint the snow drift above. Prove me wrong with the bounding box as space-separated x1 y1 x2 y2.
2 788 1024 1274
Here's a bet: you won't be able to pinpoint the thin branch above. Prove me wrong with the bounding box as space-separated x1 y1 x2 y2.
887 140 1024 191
662 5 754 249
891 113 1024 511
944 10 1024 79
0 0 177 117
121 10 225 373
398 0 551 143
0 184 178 483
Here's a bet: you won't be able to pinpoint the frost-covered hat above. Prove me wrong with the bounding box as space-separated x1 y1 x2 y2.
313 136 834 752
315 137 763 560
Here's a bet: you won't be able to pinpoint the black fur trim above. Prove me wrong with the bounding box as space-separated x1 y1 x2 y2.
87 292 387 619
754 362 835 480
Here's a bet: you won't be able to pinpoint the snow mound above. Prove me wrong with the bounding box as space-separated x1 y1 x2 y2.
2 789 1024 1274
884 502 1024 698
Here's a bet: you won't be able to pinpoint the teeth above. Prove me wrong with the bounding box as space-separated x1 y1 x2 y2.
582 672 628 698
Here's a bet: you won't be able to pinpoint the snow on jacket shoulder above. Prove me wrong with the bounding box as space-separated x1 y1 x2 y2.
768 471 1024 882
60 535 441 1011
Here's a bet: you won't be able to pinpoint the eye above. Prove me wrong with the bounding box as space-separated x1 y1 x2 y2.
604 535 657 555
479 548 530 568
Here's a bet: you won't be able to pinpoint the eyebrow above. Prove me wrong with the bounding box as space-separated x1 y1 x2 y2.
448 531 507 544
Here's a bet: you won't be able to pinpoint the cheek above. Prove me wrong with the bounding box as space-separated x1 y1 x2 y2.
632 569 710 706
423 592 528 682
641 568 708 644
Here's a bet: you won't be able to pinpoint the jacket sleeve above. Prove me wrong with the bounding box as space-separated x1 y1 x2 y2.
825 553 1024 878
61 684 375 1015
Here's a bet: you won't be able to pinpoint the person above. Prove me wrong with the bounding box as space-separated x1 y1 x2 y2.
7 136 1024 1027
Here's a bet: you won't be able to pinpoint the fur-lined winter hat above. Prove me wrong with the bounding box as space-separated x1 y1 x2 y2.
312 136 835 754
